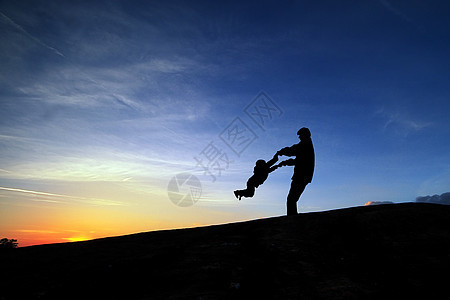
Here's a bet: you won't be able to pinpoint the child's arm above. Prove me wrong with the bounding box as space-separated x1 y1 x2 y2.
266 153 279 167
268 164 279 173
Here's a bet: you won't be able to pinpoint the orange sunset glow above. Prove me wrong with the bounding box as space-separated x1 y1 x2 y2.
2 0 449 249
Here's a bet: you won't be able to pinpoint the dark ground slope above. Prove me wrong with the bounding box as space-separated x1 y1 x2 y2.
1 203 449 299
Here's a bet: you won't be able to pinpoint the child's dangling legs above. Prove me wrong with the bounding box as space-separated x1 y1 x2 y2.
234 187 255 200
234 182 256 200
235 175 259 200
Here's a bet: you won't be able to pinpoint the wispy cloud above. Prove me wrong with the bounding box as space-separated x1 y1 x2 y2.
383 113 431 131
0 134 40 143
13 55 214 123
0 11 64 57
378 0 426 33
0 186 127 206
378 0 412 24
15 229 59 234
376 107 432 136
0 186 69 198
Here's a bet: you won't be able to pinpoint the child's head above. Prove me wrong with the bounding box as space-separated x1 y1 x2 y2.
255 159 266 168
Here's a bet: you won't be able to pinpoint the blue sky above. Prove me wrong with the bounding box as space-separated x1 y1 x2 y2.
1 0 449 245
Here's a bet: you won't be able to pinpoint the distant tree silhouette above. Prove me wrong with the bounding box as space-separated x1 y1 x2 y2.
0 238 18 249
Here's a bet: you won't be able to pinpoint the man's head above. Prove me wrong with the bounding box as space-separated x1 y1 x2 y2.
297 127 311 140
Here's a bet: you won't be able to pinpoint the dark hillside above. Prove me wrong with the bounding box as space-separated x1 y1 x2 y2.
1 203 449 299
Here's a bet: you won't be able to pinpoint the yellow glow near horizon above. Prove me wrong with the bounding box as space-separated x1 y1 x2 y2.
62 236 91 242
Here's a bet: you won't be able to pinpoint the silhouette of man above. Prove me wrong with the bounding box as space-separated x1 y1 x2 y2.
277 127 315 216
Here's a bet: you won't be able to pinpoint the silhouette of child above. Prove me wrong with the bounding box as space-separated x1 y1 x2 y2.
234 154 280 200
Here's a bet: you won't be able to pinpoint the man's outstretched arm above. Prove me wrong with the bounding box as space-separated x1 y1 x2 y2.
266 153 279 167
279 158 295 166
269 158 295 173
277 144 298 157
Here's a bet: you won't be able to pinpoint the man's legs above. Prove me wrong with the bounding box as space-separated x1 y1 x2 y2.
286 180 307 216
